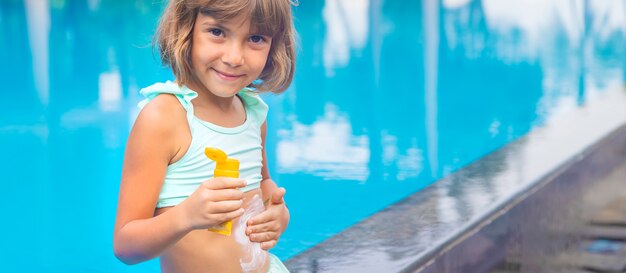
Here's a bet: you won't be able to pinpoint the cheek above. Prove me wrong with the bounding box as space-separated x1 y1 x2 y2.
190 39 216 66
189 44 202 69
250 50 271 72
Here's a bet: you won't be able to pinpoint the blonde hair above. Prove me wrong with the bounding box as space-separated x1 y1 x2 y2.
155 0 297 93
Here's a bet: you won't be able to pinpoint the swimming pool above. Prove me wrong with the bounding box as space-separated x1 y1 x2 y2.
1 0 624 272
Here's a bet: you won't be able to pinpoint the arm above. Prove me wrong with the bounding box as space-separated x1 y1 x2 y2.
113 95 246 264
113 94 191 264
246 122 290 250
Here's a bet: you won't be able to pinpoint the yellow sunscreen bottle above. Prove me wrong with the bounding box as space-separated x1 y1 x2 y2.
204 147 239 236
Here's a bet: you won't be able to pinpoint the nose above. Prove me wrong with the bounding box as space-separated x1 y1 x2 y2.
221 42 244 67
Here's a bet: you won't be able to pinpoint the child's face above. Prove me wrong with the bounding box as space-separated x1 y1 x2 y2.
190 12 272 97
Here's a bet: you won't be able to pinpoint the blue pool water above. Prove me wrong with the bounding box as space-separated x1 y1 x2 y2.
1 0 625 272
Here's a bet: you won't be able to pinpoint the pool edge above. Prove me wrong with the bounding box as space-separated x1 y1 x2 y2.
285 88 626 273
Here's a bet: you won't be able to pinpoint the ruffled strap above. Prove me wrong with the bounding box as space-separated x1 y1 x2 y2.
137 82 267 127
137 81 198 123
238 88 269 126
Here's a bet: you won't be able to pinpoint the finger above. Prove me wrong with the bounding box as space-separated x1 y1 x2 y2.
247 210 274 226
249 231 278 243
214 207 245 222
247 221 279 235
260 240 277 250
203 177 247 190
271 188 286 204
209 199 243 214
210 188 244 201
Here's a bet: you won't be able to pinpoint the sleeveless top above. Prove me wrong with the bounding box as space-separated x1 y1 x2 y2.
138 81 268 208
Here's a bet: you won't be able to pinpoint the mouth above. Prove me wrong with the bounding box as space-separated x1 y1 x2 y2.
212 68 244 81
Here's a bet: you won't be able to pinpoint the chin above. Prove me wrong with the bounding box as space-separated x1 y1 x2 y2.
211 86 244 97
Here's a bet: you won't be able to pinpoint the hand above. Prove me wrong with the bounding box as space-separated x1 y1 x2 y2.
177 177 247 230
246 188 289 250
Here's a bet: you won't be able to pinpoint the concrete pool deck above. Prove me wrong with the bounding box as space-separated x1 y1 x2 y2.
488 160 626 273
285 87 626 273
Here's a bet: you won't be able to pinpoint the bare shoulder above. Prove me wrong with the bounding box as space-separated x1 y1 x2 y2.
128 94 189 161
136 94 187 131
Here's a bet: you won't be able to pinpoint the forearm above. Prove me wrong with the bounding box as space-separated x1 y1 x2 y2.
260 178 278 204
114 206 190 265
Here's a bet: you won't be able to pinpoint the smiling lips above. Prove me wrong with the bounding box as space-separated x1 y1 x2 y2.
213 68 244 81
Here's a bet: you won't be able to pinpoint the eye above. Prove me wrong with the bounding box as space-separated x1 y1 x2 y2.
208 28 224 37
249 35 266 44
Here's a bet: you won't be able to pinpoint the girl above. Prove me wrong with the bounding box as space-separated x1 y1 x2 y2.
113 0 296 272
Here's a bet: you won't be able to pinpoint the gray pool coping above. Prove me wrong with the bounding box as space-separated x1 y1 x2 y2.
284 87 626 273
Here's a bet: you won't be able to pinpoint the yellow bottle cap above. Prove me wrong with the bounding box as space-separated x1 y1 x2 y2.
204 148 240 174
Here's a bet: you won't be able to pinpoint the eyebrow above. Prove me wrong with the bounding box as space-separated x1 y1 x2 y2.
200 20 270 37
201 21 230 31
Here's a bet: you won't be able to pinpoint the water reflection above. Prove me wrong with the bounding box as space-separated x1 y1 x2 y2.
25 0 50 106
1 1 168 272
277 0 625 263
277 103 370 181
321 0 369 76
98 68 122 112
423 0 440 176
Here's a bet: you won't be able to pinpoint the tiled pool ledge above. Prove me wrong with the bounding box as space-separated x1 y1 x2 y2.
285 88 626 273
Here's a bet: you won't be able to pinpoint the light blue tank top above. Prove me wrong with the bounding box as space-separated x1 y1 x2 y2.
138 81 268 208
